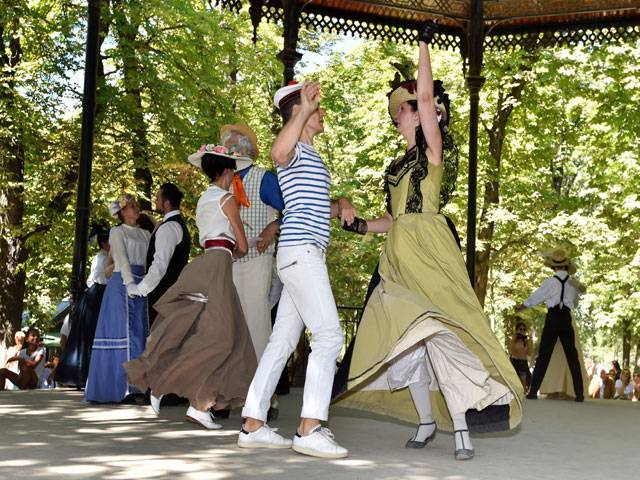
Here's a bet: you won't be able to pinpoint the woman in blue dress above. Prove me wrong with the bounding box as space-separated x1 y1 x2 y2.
85 194 150 403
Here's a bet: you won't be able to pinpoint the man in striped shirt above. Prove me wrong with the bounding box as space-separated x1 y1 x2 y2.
238 81 355 458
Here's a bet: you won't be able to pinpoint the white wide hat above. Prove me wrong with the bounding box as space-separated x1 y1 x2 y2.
273 82 303 110
188 144 253 170
109 194 135 218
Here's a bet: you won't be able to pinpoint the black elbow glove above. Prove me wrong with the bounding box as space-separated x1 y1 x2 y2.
419 20 439 45
342 216 368 235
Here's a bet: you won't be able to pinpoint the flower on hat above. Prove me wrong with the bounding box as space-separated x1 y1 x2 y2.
118 195 132 209
212 145 229 154
401 80 416 94
197 144 242 157
109 193 135 218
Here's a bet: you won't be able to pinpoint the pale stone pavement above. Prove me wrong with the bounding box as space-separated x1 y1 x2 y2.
0 388 637 480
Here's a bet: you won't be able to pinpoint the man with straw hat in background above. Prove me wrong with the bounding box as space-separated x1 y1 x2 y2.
516 247 587 402
219 122 284 420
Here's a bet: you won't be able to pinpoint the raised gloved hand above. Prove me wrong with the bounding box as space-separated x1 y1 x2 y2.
342 216 368 235
419 20 439 45
126 283 141 298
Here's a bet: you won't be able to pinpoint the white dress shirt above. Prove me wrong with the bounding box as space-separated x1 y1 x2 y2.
136 210 184 296
523 270 581 309
87 249 109 287
109 224 150 286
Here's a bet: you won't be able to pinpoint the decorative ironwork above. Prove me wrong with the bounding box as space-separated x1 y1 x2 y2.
217 0 640 52
300 11 462 49
485 24 640 51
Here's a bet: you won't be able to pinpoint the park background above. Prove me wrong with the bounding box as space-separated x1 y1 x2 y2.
1 0 639 368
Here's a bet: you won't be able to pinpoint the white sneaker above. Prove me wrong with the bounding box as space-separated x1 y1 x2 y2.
150 393 163 416
237 424 293 449
292 426 348 459
185 406 222 430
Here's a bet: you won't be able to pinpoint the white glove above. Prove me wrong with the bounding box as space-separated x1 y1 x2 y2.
126 283 141 298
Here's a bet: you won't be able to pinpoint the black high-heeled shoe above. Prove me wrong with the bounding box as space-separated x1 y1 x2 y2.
454 429 474 460
405 421 436 448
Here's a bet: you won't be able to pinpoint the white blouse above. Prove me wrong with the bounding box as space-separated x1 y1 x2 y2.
87 249 109 287
614 379 634 398
109 224 150 285
196 185 236 247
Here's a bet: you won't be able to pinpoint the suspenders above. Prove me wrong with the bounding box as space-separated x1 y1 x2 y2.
553 275 569 308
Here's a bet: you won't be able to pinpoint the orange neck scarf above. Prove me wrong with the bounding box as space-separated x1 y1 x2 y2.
233 173 250 208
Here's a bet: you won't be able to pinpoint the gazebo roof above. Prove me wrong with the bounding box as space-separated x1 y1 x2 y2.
220 0 640 51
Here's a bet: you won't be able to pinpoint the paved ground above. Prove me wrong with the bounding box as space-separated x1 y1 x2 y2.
0 388 637 479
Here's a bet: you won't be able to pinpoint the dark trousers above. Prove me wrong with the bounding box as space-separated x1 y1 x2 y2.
529 306 583 399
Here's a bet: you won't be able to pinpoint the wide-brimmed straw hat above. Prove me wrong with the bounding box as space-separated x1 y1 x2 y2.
187 144 252 170
542 247 577 274
388 80 417 120
220 123 259 161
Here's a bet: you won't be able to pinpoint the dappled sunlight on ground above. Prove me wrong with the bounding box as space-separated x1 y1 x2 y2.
0 389 637 479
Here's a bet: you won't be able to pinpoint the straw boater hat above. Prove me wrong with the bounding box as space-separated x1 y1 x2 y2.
542 247 577 274
187 144 253 171
220 123 260 161
273 81 303 110
387 79 450 131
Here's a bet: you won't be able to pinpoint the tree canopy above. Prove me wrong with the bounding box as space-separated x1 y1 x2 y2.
1 0 639 366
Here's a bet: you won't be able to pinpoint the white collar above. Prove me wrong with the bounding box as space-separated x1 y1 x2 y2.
163 210 181 222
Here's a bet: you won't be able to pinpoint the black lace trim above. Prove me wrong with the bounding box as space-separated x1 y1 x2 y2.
384 126 459 214
384 126 429 215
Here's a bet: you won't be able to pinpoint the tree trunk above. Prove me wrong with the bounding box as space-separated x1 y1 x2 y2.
113 1 153 209
0 14 27 350
47 0 112 218
474 78 529 306
0 3 112 350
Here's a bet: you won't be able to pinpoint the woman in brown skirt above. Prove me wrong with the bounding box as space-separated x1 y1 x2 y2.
124 145 257 429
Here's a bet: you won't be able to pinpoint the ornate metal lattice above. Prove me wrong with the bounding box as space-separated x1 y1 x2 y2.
299 11 462 50
217 0 640 53
485 24 640 51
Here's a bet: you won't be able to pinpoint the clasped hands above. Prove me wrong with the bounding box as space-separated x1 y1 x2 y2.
337 198 368 235
127 283 144 298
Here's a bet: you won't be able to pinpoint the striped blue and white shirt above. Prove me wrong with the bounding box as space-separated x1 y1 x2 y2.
277 142 331 251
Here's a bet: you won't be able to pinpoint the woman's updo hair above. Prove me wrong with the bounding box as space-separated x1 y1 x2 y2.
201 153 236 182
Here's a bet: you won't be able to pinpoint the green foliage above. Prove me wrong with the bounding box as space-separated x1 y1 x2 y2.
3 1 640 364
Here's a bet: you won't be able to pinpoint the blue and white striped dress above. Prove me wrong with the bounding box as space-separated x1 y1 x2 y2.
277 142 331 251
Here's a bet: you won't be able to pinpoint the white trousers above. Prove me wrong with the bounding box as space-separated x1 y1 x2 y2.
233 254 273 360
242 245 344 421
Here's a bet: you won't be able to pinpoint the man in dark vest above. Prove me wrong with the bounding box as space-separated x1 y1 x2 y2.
515 247 586 402
127 182 190 325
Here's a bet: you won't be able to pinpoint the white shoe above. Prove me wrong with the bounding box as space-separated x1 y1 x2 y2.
150 393 163 416
238 424 293 449
292 426 348 459
185 406 222 430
